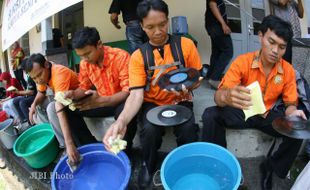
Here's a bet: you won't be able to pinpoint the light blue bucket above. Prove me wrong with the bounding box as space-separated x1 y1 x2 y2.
161 142 242 190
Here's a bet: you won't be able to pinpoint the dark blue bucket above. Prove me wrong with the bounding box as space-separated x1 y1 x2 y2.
161 142 241 190
171 16 188 34
51 143 130 190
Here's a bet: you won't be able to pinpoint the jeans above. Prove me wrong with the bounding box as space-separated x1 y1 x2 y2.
126 20 148 54
12 96 35 122
202 106 302 178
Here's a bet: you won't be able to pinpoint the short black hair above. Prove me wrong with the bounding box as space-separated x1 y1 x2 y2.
258 15 293 43
25 53 46 73
72 26 100 49
137 0 169 22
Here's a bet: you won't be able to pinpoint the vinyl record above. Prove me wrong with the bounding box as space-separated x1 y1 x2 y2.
146 105 192 126
272 116 310 139
158 68 200 91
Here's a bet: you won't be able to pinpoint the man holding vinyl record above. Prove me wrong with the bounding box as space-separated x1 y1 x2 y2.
201 15 306 190
103 0 202 188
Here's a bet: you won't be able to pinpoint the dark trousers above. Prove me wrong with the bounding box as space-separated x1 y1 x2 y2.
207 34 233 80
140 102 198 173
13 69 27 89
12 96 35 122
125 21 148 54
67 102 137 150
201 106 302 178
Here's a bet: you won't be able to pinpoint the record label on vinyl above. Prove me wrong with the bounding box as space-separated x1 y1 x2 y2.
146 105 192 126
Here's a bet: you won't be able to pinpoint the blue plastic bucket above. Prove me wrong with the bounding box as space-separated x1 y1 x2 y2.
161 142 241 190
171 16 188 34
52 143 130 190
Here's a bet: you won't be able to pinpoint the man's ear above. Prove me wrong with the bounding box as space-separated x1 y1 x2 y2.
44 61 50 69
258 31 263 42
97 40 103 48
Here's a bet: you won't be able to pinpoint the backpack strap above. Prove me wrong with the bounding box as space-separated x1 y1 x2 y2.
169 35 185 68
139 42 155 91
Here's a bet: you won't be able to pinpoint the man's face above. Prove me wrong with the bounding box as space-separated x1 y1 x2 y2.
29 62 50 85
259 29 287 65
141 10 169 46
75 45 101 64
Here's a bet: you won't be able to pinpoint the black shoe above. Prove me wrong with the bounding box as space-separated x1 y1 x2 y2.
138 162 152 189
260 160 273 190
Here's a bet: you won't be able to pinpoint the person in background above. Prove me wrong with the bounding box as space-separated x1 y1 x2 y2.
103 0 202 188
52 28 65 48
201 15 305 190
0 72 23 122
205 0 233 89
270 0 304 63
12 59 37 125
10 41 27 89
109 0 148 53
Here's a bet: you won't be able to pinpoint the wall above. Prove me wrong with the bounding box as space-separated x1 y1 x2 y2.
28 27 42 54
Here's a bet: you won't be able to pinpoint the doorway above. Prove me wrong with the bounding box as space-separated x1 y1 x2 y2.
225 0 269 60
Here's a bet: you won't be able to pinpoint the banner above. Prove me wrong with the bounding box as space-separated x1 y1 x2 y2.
2 0 82 51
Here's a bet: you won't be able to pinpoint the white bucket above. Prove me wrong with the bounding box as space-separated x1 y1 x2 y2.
0 119 18 149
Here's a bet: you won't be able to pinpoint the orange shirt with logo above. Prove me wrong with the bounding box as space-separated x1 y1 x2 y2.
129 37 202 105
219 51 297 111
37 64 79 93
79 46 130 96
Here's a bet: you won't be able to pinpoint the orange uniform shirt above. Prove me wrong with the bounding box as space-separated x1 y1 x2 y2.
79 46 130 96
129 37 202 105
37 64 79 93
219 51 297 111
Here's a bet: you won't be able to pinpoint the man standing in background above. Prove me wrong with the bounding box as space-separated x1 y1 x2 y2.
109 0 148 54
270 0 304 63
205 0 233 89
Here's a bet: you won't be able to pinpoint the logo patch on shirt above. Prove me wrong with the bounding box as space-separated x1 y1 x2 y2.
274 75 282 84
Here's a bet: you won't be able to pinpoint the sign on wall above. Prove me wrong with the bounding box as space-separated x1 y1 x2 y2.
1 0 82 51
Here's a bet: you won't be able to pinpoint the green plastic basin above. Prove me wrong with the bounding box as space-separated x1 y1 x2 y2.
13 123 59 168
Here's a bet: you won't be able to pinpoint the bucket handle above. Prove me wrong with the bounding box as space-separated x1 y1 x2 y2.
153 170 162 187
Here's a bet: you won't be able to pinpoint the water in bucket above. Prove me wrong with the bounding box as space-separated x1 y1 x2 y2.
165 155 234 190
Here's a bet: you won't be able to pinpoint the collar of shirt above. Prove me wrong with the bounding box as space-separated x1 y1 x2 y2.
251 50 284 75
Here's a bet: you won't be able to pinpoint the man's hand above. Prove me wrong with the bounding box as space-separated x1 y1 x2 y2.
278 0 289 6
287 109 307 120
103 119 127 152
64 90 75 100
223 86 252 109
222 23 232 35
74 90 109 111
29 104 36 125
164 77 204 96
66 142 80 163
110 13 121 29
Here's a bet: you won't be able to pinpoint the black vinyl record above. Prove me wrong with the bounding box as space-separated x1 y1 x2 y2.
146 105 192 126
272 116 310 139
158 68 200 91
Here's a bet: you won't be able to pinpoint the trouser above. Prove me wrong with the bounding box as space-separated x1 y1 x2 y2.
13 68 27 89
139 102 198 173
201 106 303 178
49 101 137 151
12 96 35 123
207 34 233 81
125 20 148 54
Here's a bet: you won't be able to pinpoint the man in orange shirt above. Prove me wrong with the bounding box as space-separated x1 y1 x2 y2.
60 27 137 163
25 53 97 163
103 0 202 188
202 15 306 190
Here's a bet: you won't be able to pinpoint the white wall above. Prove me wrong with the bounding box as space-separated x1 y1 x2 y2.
28 27 42 54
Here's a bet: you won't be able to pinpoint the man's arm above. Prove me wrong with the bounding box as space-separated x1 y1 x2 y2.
209 0 231 34
296 0 304 18
15 90 34 96
109 0 121 29
103 88 144 149
55 102 80 162
29 91 46 124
